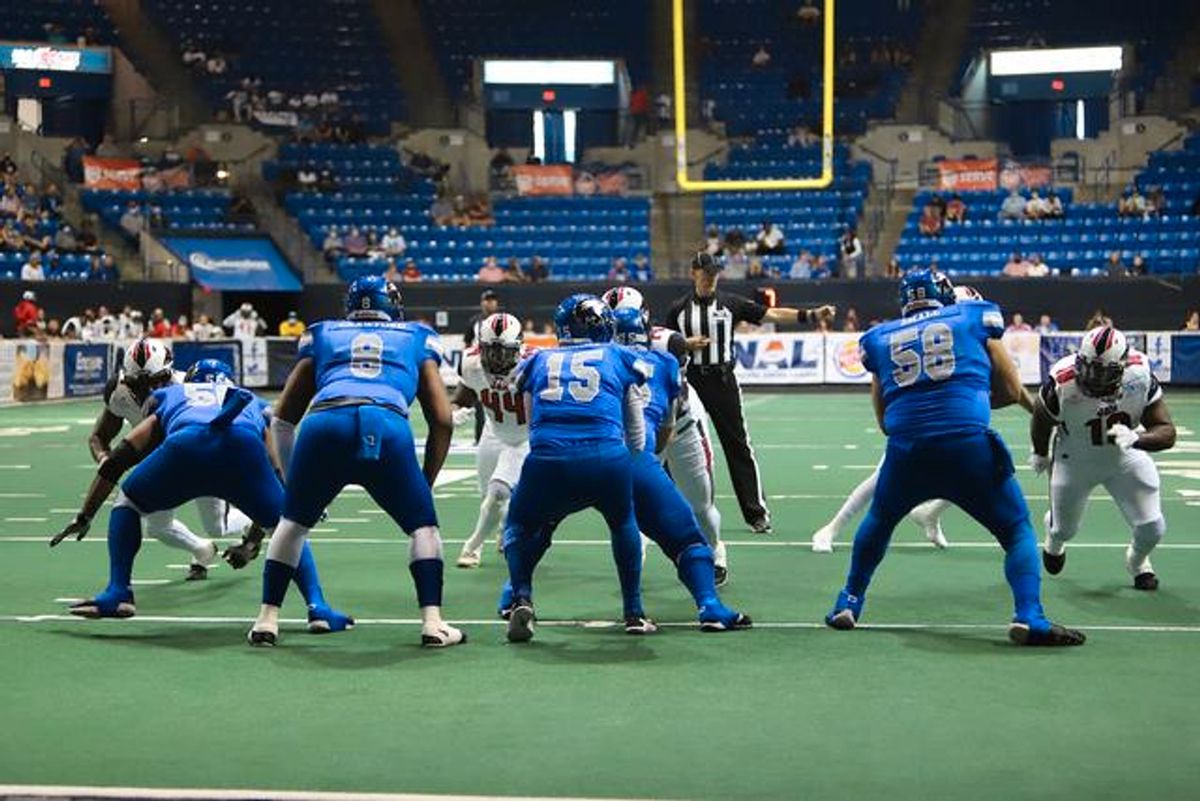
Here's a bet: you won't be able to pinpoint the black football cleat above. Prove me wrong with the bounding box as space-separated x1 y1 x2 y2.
506 597 536 643
1042 549 1065 575
1133 572 1159 591
248 628 277 647
750 517 773 535
1008 622 1086 647
714 565 729 588
184 563 208 581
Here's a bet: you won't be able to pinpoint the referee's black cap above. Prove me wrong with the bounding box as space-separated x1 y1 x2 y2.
690 250 724 273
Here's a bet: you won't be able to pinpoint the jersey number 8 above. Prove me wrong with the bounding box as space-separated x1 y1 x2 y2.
540 349 602 403
350 333 384 379
889 323 956 387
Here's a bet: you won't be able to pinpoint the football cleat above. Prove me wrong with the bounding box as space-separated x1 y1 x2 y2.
1125 546 1158 591
825 588 865 630
1133 572 1159 591
69 593 135 619
811 523 836 553
248 626 277 647
623 615 659 635
1007 621 1086 647
924 523 949 549
699 602 752 632
714 564 729 587
422 623 467 648
455 545 482 569
750 517 773 535
307 604 356 634
184 563 208 581
506 597 536 643
1042 548 1066 575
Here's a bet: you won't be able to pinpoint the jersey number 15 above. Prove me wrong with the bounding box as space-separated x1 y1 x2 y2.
540 349 602 403
890 323 956 387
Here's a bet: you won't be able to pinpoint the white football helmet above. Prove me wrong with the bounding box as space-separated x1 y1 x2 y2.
953 285 982 301
479 312 523 376
123 338 174 387
1076 326 1129 398
602 286 649 328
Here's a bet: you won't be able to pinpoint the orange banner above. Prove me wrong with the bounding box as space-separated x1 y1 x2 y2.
512 164 574 196
937 158 998 191
82 156 142 189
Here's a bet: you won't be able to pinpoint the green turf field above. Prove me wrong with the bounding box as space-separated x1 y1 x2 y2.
2 392 1200 801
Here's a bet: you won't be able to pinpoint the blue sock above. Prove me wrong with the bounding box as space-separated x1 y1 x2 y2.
504 524 551 600
844 509 896 598
609 519 644 617
675 543 719 609
103 505 142 600
1000 519 1048 630
409 559 443 608
291 541 327 608
262 559 296 607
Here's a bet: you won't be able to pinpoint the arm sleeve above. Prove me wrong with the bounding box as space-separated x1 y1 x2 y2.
1038 378 1061 420
622 384 647 453
422 329 445 366
730 294 768 325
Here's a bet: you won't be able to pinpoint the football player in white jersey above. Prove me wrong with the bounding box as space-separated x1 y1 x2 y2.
88 338 262 579
450 312 532 568
1031 326 1176 589
604 287 730 585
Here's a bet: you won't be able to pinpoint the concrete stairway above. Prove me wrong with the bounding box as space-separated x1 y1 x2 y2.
372 0 455 129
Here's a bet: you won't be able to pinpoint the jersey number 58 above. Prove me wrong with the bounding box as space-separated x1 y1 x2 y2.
889 323 956 387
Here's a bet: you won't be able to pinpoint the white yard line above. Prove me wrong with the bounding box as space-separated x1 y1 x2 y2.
0 785 642 801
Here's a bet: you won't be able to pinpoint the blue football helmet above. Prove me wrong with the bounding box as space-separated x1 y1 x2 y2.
346 275 403 321
612 306 649 346
899 267 955 316
184 358 235 384
554 294 615 343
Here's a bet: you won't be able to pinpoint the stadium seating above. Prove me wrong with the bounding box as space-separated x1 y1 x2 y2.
1137 134 1200 215
0 0 116 44
142 0 405 133
893 186 1200 277
0 249 112 282
80 188 254 241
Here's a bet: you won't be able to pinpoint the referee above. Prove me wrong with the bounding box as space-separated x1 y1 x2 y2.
665 251 836 533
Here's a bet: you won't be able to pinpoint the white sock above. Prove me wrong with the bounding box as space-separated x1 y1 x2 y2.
463 484 508 553
830 471 880 533
1130 518 1166 567
266 518 308 568
144 511 213 559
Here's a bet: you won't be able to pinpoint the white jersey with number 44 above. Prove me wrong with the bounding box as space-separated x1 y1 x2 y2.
1042 350 1162 465
459 345 534 446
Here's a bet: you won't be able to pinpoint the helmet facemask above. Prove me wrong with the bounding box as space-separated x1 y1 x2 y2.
1075 352 1126 398
481 340 520 375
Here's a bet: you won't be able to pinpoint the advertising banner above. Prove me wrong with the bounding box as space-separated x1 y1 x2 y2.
173 341 243 383
512 165 574 196
158 236 303 292
1002 331 1042 384
63 343 108 397
1144 331 1172 383
10 341 50 402
823 332 870 384
1169 333 1200 385
999 160 1052 191
241 337 269 388
0 43 112 73
0 341 15 403
937 158 998 191
732 333 824 385
83 156 141 189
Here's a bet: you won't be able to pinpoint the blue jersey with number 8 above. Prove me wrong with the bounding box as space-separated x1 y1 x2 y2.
860 300 1005 440
517 342 649 451
299 320 443 414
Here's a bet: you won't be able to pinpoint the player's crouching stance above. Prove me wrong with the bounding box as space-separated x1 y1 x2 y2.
1031 326 1176 590
824 269 1085 647
248 277 464 648
51 360 349 630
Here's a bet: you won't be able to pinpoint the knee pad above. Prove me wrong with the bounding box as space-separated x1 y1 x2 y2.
1132 517 1166 549
265 518 308 568
410 525 444 562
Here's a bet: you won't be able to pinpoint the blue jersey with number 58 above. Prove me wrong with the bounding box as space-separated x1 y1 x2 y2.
151 382 270 437
517 343 649 451
299 320 443 414
860 300 1005 440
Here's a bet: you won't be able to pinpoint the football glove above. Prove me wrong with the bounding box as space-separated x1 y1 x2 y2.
50 513 91 547
1107 423 1139 450
222 523 266 569
451 406 474 427
1028 453 1051 475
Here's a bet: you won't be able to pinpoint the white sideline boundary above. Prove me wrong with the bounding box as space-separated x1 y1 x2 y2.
3 614 1199 633
0 785 640 801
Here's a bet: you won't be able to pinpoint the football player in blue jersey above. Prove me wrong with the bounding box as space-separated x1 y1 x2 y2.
825 268 1085 646
247 277 464 648
501 294 652 642
50 359 350 632
611 307 751 631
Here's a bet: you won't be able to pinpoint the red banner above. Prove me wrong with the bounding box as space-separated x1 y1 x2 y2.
82 156 141 190
937 158 998 191
512 165 574 196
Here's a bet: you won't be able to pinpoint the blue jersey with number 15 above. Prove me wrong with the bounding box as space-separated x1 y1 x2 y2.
517 342 649 451
860 300 1005 440
299 320 443 414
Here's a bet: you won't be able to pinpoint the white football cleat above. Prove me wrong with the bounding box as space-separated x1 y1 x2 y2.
421 622 467 647
456 544 482 569
811 523 836 553
910 504 949 549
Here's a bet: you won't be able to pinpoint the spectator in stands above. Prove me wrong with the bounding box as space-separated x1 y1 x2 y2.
147 204 167 229
2 221 21 251
1146 186 1165 217
379 227 406 258
77 222 99 252
885 257 901 278
279 312 306 337
401 259 422 283
724 251 747 279
843 308 860 333
54 224 77 253
1003 252 1028 277
1132 254 1149 276
343 227 368 258
182 41 206 69
0 186 20 218
206 54 227 76
797 0 821 25
945 194 967 224
1024 190 1050 220
633 255 652 282
752 45 772 69
501 257 525 284
999 190 1025 221
1035 314 1059 335
1105 251 1128 278
755 220 786 255
1026 254 1049 277
41 184 62 216
1118 187 1147 219
477 256 505 283
526 256 549 283
119 202 146 239
0 152 16 175
724 227 746 252
811 254 832 279
1005 313 1032 333
191 314 219 341
296 163 319 191
608 257 630 283
1045 191 1065 219
149 309 171 338
171 315 190 338
92 254 118 282
919 199 943 237
21 216 50 252
1183 310 1199 331
655 92 673 133
629 85 650 142
746 259 768 281
322 229 343 261
467 197 494 227
13 291 39 336
788 251 811 280
839 228 864 277
431 194 454 227
705 226 723 255
21 253 45 282
787 125 817 148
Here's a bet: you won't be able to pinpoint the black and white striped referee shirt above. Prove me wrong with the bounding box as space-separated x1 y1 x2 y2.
665 291 769 367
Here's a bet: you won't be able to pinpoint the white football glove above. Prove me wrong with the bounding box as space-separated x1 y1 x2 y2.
1028 453 1050 475
1107 423 1139 450
451 406 474 427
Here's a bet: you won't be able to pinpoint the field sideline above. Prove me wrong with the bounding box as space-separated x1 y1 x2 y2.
1 392 1199 801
